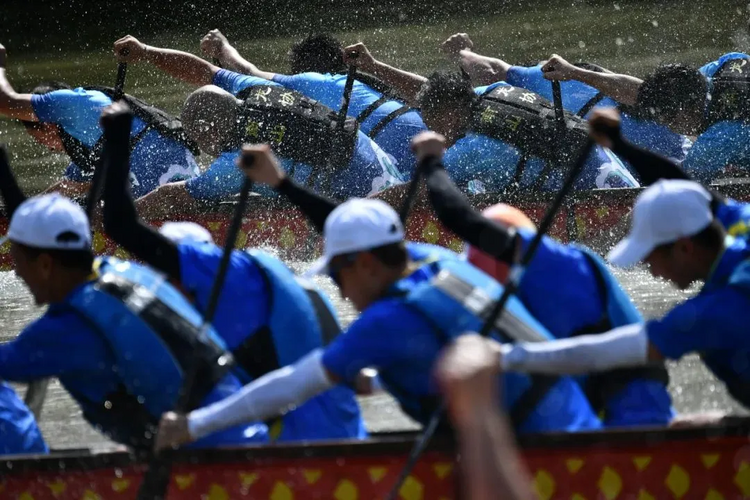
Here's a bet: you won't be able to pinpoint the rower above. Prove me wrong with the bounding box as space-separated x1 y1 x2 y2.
111 35 403 218
0 43 199 200
0 382 48 456
440 32 691 163
152 143 602 451
101 103 367 443
542 52 750 183
417 131 674 427
340 43 636 193
0 144 268 451
495 177 750 425
201 30 427 178
588 107 750 241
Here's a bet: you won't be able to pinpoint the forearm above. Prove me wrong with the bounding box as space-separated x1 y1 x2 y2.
574 68 643 106
101 118 180 278
276 177 337 233
459 50 510 86
367 60 426 106
217 45 276 81
0 69 36 121
0 146 26 218
188 349 332 440
423 157 515 262
144 46 218 87
501 323 649 374
611 137 691 185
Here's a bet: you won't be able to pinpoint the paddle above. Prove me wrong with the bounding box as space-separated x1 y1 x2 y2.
135 173 254 500
384 138 595 500
552 80 565 133
338 52 358 127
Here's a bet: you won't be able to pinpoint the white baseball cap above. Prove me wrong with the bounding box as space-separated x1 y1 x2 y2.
607 179 713 267
0 193 91 250
159 221 215 245
305 198 405 277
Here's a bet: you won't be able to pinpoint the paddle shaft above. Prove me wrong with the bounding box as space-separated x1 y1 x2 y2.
338 54 358 127
552 80 565 133
136 178 254 500
398 164 425 224
384 139 595 500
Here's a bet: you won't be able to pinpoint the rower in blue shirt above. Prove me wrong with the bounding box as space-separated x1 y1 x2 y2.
201 30 428 178
0 43 199 200
0 143 267 451
151 143 602 451
101 103 366 442
542 51 750 183
497 179 750 426
112 36 403 219
0 382 48 456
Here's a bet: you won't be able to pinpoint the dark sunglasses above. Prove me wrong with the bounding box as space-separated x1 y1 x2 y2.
327 252 359 286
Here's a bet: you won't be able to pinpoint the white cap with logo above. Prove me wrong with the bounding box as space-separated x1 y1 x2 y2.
159 221 215 245
607 179 714 267
0 193 91 250
305 198 405 277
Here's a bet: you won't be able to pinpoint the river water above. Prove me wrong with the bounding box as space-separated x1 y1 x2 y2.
0 1 748 450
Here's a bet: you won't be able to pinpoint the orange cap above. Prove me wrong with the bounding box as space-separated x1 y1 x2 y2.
466 204 535 284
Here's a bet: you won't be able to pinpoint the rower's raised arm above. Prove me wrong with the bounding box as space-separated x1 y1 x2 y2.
0 44 38 121
0 145 27 219
100 103 181 280
441 33 511 86
542 54 643 106
344 43 425 106
200 29 277 81
114 35 218 88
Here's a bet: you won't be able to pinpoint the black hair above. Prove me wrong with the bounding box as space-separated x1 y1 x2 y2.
30 81 71 95
289 33 346 75
637 64 708 124
17 243 95 272
416 70 479 113
369 241 408 268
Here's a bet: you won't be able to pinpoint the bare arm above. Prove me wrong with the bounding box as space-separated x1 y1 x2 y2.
114 36 219 88
43 179 91 198
541 54 643 106
134 181 204 220
200 30 277 81
441 33 510 85
344 43 425 106
0 44 37 121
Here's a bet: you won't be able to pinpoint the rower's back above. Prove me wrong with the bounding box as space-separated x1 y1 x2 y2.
174 241 367 442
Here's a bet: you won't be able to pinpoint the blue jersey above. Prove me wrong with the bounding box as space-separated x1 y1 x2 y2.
682 53 750 182
31 89 199 197
648 237 750 407
176 242 366 442
323 242 601 434
444 132 637 194
187 70 403 201
717 197 750 240
272 72 427 177
0 383 48 455
504 65 691 162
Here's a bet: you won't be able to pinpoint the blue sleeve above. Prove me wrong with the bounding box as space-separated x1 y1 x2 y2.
506 65 548 95
0 313 110 382
700 53 749 78
322 302 428 384
212 69 278 96
647 288 750 360
272 72 336 101
30 89 109 145
682 123 737 183
184 152 242 200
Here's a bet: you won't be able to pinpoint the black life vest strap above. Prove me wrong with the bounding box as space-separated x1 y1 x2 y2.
368 105 414 139
299 284 342 346
356 96 388 125
576 92 606 118
508 375 562 429
59 121 152 175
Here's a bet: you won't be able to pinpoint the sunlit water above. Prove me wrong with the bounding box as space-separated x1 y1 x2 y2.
0 0 748 450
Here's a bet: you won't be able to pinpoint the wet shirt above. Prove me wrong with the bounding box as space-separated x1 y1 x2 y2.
272 72 427 177
443 132 637 194
31 89 199 197
0 382 48 455
683 53 750 182
504 65 691 162
186 70 403 201
647 237 750 407
322 243 601 433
